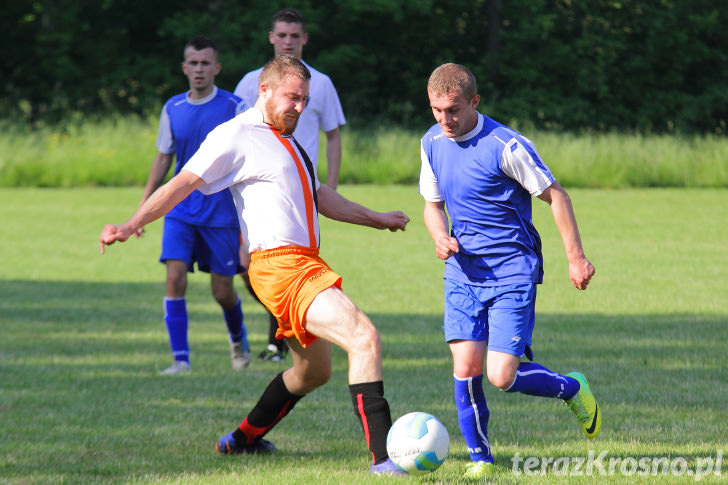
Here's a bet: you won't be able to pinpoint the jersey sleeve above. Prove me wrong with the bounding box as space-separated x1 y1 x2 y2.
234 70 261 108
500 136 555 196
155 104 174 155
418 140 443 202
316 76 346 132
182 122 243 195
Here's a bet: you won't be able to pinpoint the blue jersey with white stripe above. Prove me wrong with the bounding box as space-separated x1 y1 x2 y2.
420 114 554 286
160 88 243 227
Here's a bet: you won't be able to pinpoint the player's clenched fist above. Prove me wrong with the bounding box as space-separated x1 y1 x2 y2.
383 211 410 232
435 235 459 261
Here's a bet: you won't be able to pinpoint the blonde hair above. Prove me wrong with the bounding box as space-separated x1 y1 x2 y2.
427 63 477 100
259 55 311 91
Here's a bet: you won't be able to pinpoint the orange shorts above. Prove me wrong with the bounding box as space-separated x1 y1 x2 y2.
248 246 342 348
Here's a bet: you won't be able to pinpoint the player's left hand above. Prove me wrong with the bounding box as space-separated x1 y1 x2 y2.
569 257 595 290
99 224 133 254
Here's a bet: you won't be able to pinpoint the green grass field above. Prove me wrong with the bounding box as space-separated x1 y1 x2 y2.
1 186 727 484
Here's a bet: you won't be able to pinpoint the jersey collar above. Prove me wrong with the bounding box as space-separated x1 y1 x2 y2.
450 113 483 143
186 85 218 105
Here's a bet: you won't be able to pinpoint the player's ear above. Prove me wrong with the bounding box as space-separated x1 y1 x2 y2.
268 31 275 46
471 94 481 109
302 32 309 46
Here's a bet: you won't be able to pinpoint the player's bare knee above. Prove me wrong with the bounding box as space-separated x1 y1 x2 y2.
211 286 236 307
487 366 516 390
309 367 331 388
166 272 187 296
211 275 237 307
350 313 381 356
294 365 331 392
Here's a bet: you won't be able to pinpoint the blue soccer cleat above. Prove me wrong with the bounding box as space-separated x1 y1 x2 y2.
370 458 407 475
215 432 276 454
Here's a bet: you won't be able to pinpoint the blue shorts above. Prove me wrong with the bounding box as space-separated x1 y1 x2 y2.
160 218 242 275
443 279 536 358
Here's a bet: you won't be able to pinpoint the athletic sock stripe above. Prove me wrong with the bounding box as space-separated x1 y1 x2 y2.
238 400 295 444
504 367 566 392
463 375 490 455
355 393 375 462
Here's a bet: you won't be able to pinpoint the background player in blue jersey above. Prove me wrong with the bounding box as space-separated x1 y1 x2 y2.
234 8 347 363
138 36 250 374
419 63 601 480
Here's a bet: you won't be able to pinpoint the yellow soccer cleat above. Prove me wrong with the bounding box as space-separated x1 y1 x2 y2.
565 372 602 438
464 460 495 480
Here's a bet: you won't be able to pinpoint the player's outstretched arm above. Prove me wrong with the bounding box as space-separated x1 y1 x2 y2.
423 200 459 260
317 185 409 231
537 181 595 290
134 152 175 237
100 170 204 254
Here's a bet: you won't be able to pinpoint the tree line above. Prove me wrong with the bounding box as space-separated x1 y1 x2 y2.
2 0 726 134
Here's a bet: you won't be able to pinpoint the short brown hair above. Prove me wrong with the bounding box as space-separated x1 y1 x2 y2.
259 55 311 91
427 63 477 100
184 36 219 61
271 8 306 30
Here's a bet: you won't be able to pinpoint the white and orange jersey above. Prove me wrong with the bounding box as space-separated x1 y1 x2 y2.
182 107 320 253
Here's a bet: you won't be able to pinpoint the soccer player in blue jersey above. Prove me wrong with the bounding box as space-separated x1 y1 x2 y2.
419 63 601 480
138 36 250 374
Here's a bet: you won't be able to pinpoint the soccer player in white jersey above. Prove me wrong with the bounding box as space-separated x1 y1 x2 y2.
100 55 409 476
235 8 347 363
419 63 601 480
139 36 250 375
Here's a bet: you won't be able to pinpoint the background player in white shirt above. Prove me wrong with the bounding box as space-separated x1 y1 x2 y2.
235 7 346 362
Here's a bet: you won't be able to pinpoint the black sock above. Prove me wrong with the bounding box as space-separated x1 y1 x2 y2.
349 381 392 464
233 372 303 445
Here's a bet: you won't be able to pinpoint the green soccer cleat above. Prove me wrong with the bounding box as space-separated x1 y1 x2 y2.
463 460 495 480
565 372 602 438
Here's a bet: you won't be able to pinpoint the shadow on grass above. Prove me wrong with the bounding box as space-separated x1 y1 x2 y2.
2 279 727 481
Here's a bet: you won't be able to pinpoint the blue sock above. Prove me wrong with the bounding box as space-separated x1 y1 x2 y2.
505 362 579 399
223 296 249 351
164 297 189 363
454 375 493 463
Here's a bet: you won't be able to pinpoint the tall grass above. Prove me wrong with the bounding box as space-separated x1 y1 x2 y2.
1 117 727 188
0 116 157 187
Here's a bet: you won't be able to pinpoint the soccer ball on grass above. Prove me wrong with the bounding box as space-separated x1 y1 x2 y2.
386 411 450 475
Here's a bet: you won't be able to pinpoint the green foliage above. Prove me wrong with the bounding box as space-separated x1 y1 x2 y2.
1 186 727 483
494 0 728 133
2 1 726 132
